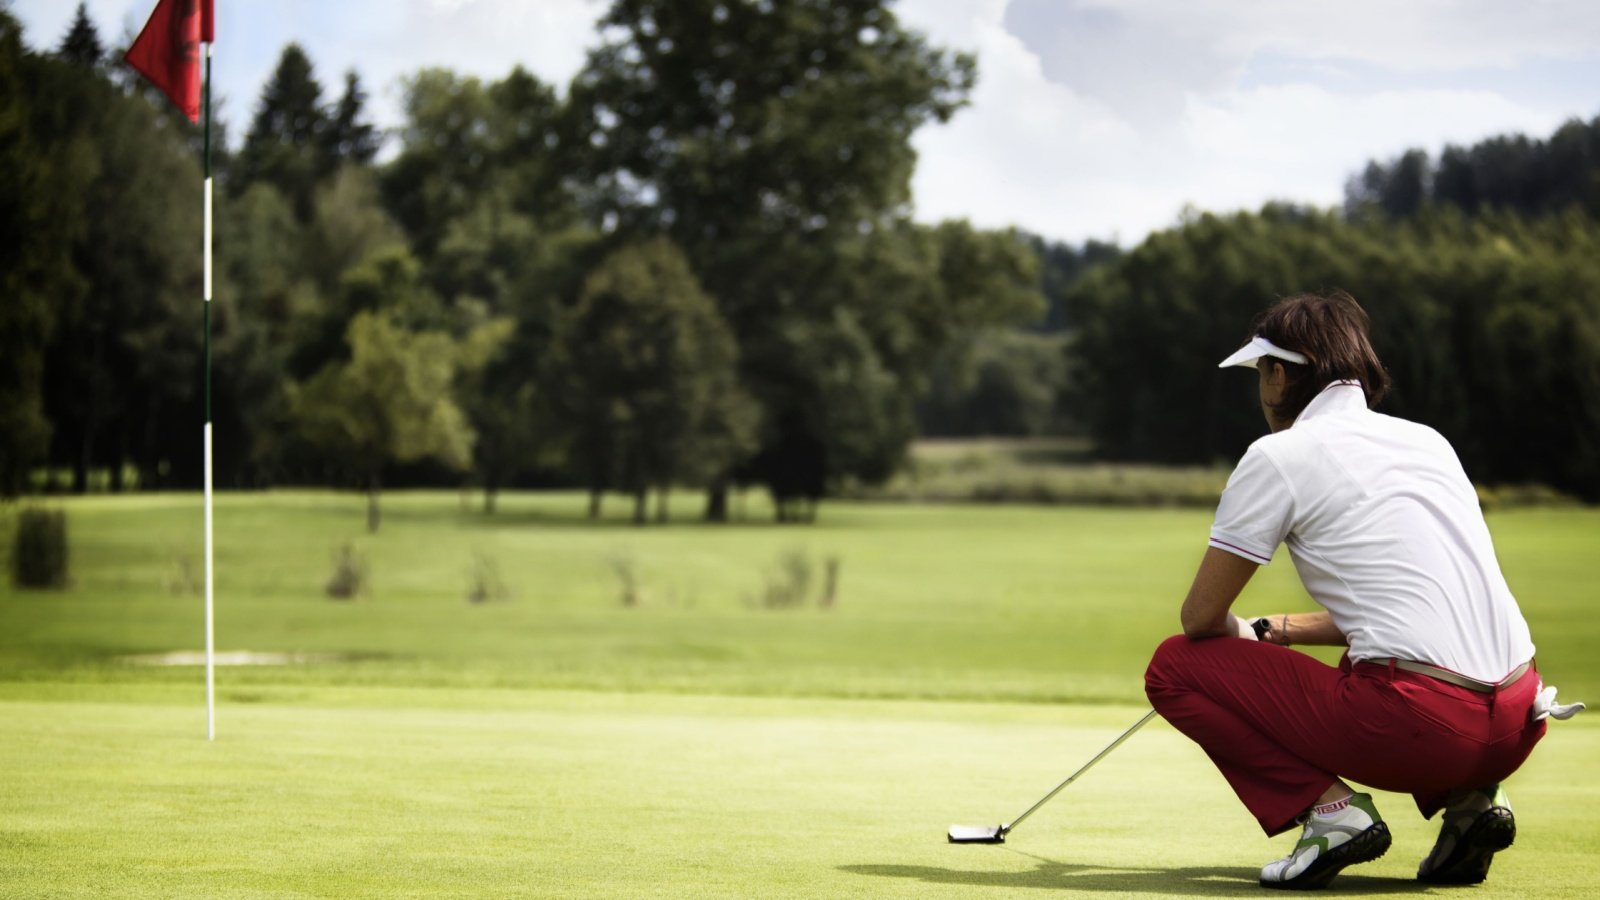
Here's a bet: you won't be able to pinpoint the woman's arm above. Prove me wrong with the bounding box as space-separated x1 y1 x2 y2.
1179 546 1262 639
1179 547 1348 645
1258 610 1345 646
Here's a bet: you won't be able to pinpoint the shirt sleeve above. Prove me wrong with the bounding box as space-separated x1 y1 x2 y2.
1209 442 1294 565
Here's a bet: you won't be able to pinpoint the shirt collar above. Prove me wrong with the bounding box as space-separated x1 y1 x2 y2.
1294 381 1366 424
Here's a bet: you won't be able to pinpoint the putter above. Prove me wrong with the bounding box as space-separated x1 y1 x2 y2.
948 708 1158 844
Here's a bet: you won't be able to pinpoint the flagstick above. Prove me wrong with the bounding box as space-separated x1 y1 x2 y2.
203 41 216 742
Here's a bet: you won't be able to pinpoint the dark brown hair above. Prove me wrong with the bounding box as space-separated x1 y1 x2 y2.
1251 289 1390 422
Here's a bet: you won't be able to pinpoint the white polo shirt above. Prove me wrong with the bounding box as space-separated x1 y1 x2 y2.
1210 381 1535 682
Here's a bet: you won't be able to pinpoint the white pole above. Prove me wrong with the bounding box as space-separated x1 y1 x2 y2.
203 41 216 742
204 426 214 740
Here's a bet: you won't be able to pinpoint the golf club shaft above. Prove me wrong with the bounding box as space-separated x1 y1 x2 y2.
1004 708 1158 833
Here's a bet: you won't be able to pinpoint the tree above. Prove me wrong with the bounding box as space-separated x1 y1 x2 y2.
305 165 408 301
236 44 328 219
1067 206 1360 465
1545 117 1600 218
323 71 381 166
438 211 597 511
1348 117 1600 222
211 182 311 485
56 3 101 69
486 65 577 229
383 66 574 261
545 238 755 524
292 311 476 532
740 307 911 521
915 231 1114 438
0 13 86 495
455 303 544 514
1347 149 1429 219
382 70 495 258
1063 200 1600 501
1024 234 1122 332
24 23 204 492
919 331 1070 436
289 240 444 386
573 0 974 241
808 220 1042 481
572 0 981 519
380 63 592 506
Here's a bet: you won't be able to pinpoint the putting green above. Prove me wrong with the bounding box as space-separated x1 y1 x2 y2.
3 493 1597 896
1 686 1595 897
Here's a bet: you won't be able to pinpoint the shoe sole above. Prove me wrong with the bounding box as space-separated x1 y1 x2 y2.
1418 806 1516 886
1261 822 1392 891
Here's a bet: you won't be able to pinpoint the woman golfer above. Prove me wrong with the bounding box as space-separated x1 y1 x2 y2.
1144 290 1581 889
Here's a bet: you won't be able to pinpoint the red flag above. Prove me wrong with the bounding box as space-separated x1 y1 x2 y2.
124 0 205 123
200 0 215 44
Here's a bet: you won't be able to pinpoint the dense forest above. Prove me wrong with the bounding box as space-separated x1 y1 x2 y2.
1069 119 1600 500
3 2 1046 526
4 2 1598 517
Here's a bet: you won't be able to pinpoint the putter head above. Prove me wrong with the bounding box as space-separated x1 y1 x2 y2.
947 824 1007 844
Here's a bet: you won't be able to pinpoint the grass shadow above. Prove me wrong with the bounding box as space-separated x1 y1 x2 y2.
841 854 1429 895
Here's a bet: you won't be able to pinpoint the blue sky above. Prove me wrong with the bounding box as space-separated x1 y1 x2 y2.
10 0 1600 245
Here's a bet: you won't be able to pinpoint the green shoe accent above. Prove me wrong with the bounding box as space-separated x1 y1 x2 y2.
1347 792 1385 823
1489 784 1511 810
1263 822 1391 891
1261 793 1390 890
1418 787 1516 885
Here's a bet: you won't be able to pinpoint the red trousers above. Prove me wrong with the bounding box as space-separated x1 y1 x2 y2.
1144 635 1546 835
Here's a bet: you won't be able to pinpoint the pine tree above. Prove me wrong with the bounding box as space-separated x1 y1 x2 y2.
236 44 328 219
324 71 381 167
56 3 101 69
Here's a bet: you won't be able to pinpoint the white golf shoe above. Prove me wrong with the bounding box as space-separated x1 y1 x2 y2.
1417 785 1516 885
1259 792 1391 890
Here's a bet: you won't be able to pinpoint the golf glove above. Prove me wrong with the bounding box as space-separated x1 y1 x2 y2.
1531 683 1585 722
1229 614 1261 641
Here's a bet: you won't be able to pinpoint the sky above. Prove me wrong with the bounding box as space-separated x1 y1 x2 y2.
10 0 1600 246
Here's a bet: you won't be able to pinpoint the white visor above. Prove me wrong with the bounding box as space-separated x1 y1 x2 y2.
1217 336 1309 369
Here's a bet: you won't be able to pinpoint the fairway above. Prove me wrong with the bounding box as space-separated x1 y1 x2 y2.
3 493 1598 897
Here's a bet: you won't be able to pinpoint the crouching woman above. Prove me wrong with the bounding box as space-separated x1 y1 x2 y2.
1145 290 1580 890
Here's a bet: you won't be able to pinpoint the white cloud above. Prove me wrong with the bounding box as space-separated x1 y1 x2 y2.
273 0 605 141
1160 86 1571 230
12 0 1595 246
902 2 1160 241
1064 0 1600 72
898 0 1595 243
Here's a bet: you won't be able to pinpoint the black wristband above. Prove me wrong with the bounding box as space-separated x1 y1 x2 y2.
1251 617 1272 641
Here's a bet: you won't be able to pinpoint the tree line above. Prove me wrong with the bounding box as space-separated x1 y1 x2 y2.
1066 199 1600 501
1 2 1048 526
5 3 1597 516
1346 116 1600 221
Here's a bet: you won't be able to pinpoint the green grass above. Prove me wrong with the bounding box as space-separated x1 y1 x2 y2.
2 492 1598 897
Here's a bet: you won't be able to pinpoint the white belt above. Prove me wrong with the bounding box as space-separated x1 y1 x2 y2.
1366 657 1529 693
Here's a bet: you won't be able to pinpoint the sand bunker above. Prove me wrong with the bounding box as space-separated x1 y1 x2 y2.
121 651 348 666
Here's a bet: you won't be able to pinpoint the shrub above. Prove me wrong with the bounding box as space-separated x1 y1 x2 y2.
164 549 202 596
466 551 509 604
841 456 1230 507
10 507 69 589
751 547 838 610
1475 483 1580 511
820 555 841 609
760 547 812 608
610 550 641 607
325 542 368 600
